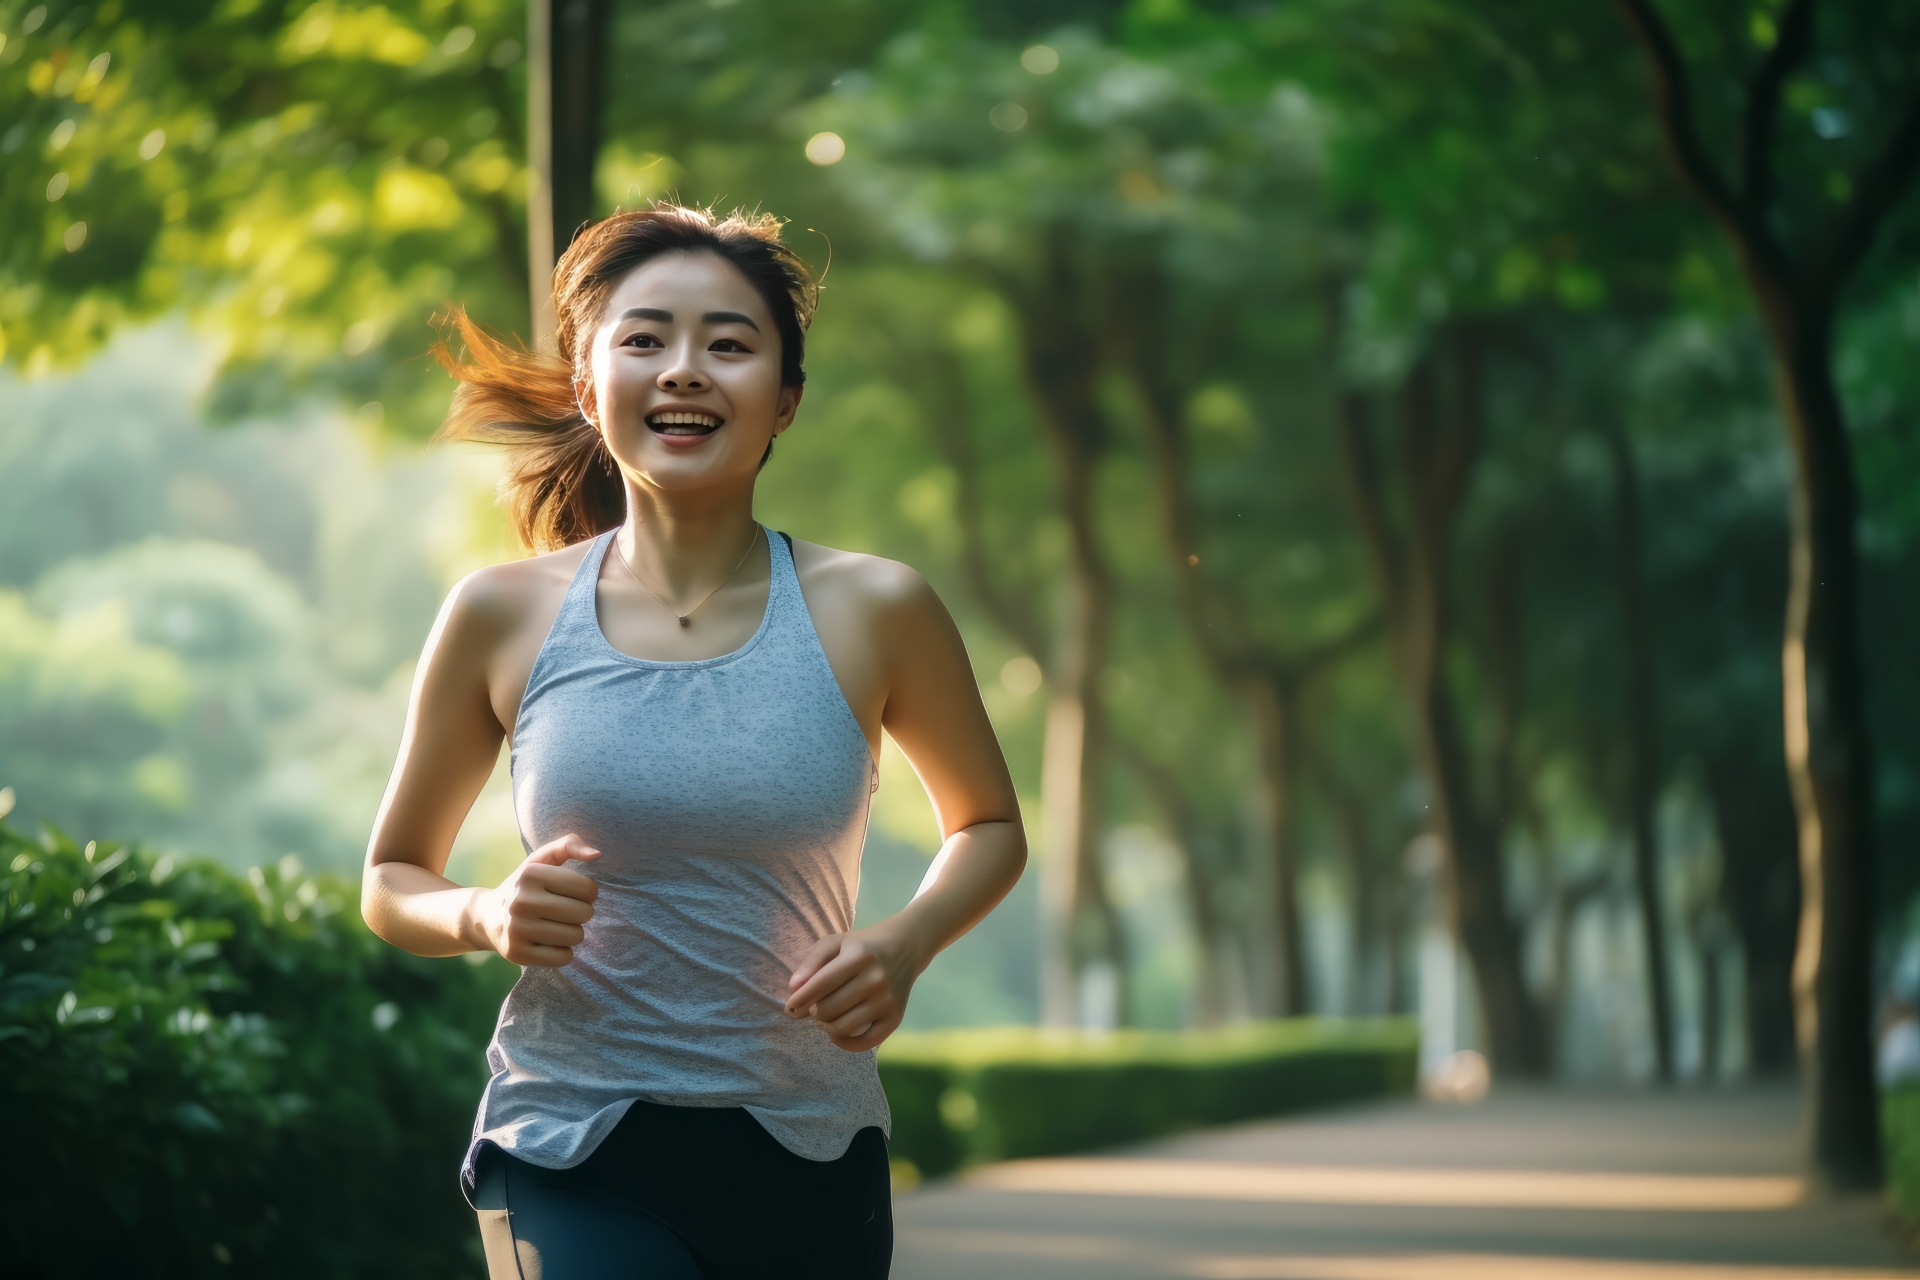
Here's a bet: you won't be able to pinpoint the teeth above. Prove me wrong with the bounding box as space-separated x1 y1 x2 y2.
648 411 720 430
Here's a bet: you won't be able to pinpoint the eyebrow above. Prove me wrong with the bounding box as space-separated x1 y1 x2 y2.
616 307 761 332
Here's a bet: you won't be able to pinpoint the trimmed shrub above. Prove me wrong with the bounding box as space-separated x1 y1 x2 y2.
0 821 513 1279
1888 1086 1920 1222
877 1019 1419 1177
0 813 1417 1272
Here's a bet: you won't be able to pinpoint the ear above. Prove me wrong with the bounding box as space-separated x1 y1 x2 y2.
771 384 804 438
572 370 598 429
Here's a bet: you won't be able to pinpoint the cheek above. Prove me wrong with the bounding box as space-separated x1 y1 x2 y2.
595 355 651 412
724 365 787 424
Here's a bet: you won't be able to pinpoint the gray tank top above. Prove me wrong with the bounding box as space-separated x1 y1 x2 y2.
463 527 889 1187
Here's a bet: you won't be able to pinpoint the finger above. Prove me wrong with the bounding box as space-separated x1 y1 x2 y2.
828 1015 898 1052
785 950 866 1016
514 920 586 947
822 998 888 1038
527 834 601 867
522 864 601 905
503 942 576 967
518 882 599 921
512 889 594 925
786 936 844 995
809 970 882 1023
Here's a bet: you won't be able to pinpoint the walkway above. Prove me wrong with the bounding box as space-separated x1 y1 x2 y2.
892 1086 1916 1280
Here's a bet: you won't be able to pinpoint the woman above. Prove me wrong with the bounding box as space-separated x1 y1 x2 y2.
360 204 1027 1279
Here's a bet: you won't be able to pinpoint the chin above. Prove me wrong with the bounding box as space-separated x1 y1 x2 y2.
624 441 764 488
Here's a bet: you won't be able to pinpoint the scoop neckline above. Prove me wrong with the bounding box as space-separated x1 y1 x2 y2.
584 525 777 670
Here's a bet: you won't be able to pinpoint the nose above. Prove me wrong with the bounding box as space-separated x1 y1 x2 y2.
657 342 708 392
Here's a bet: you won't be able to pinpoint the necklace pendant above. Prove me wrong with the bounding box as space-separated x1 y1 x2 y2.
677 616 691 628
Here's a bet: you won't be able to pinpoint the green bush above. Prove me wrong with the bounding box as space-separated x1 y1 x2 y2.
0 809 1417 1272
877 1019 1419 1178
1887 1086 1920 1221
0 819 514 1279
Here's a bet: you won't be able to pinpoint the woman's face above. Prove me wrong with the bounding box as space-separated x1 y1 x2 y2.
581 250 801 496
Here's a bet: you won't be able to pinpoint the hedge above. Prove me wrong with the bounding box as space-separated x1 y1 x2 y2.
0 820 513 1280
1888 1086 1920 1222
877 1019 1420 1179
2 814 1417 1275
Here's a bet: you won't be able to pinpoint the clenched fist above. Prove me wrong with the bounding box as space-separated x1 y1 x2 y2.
784 925 922 1052
476 834 601 966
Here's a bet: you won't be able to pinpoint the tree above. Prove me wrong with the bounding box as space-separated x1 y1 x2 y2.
1340 330 1552 1075
1603 416 1678 1081
524 0 609 345
1 0 533 427
1614 0 1920 1188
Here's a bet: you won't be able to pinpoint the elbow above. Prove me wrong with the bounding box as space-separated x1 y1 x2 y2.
359 864 396 946
1004 817 1030 880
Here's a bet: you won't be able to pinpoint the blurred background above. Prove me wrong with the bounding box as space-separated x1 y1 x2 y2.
5 0 1920 1274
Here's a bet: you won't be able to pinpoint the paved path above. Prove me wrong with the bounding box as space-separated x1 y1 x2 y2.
892 1087 1916 1280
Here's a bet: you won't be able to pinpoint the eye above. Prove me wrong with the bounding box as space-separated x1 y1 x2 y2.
710 338 748 353
622 331 663 349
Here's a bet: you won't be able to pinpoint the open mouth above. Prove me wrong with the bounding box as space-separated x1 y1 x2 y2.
647 411 723 437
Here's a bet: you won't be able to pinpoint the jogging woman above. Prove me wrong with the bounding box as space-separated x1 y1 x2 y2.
360 204 1027 1279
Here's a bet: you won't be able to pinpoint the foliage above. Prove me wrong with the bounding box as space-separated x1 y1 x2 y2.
5 0 1920 1090
877 1018 1417 1178
0 816 514 1279
1887 1086 1920 1221
0 332 497 877
0 0 530 429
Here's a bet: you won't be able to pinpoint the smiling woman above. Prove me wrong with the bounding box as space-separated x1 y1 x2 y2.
363 205 1027 1280
429 207 815 550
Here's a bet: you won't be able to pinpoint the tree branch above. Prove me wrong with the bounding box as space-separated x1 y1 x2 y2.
1816 83 1920 298
1616 0 1784 282
1338 388 1404 616
1740 0 1814 215
911 346 1052 661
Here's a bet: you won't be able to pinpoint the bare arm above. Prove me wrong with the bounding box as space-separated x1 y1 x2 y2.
785 567 1027 1050
360 571 601 965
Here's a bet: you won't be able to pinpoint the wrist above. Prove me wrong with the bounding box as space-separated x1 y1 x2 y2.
458 886 498 954
872 912 932 979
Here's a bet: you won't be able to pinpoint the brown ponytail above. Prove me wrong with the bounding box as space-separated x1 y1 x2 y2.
433 203 819 553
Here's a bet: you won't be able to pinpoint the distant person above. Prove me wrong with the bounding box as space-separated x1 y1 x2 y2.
361 204 1027 1280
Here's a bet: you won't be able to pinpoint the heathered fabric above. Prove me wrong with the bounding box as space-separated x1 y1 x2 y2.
463 527 888 1190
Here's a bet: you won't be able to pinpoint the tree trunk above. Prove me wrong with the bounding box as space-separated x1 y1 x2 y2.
1119 741 1229 1026
1327 777 1383 1015
1121 291 1314 1019
525 0 555 348
1604 423 1677 1082
1543 868 1608 1058
1344 338 1551 1077
1037 565 1121 1026
1764 308 1880 1189
1613 0 1905 1188
1245 677 1308 1016
1016 237 1124 1028
524 0 608 349
1703 756 1800 1075
550 0 608 252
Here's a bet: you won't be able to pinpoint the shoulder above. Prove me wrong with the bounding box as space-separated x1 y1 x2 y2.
786 537 941 622
435 540 596 649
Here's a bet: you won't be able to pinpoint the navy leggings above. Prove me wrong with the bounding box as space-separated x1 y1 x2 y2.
471 1101 892 1279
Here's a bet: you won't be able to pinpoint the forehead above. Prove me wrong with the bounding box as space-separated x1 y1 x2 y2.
597 250 774 329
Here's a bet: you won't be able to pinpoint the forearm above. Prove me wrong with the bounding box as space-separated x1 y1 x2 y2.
882 819 1026 972
361 861 491 958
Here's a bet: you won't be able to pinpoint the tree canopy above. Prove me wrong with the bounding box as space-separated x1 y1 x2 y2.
5 0 1920 1186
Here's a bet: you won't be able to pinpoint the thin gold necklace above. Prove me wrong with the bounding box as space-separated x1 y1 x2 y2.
613 525 761 629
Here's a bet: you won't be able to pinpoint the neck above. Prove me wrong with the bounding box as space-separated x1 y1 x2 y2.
617 479 762 595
